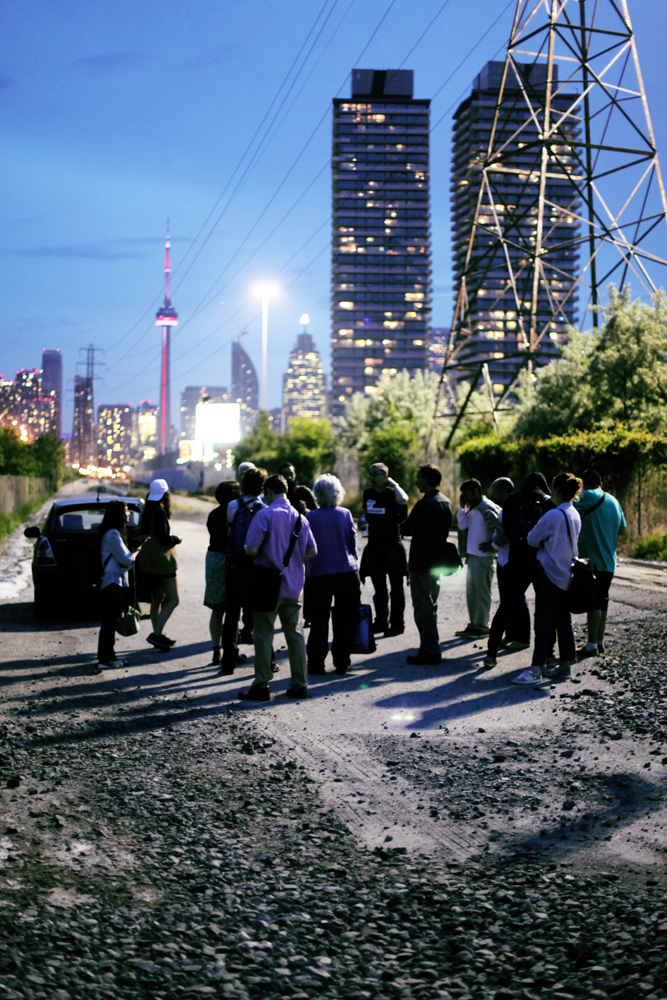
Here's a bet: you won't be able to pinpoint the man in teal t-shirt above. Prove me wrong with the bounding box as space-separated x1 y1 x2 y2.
574 469 626 657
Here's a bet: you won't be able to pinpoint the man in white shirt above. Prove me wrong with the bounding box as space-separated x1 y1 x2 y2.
456 478 501 638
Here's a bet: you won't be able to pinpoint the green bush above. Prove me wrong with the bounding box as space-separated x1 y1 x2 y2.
633 534 667 561
0 490 53 551
0 427 66 482
233 414 335 486
457 427 667 500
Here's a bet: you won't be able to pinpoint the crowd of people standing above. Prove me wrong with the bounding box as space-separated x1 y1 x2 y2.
96 460 626 698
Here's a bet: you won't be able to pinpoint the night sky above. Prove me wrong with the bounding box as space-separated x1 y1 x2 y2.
1 0 666 430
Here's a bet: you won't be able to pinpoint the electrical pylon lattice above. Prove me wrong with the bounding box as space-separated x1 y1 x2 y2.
436 0 667 447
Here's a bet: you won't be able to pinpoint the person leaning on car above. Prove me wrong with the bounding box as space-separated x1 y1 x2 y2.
401 464 453 665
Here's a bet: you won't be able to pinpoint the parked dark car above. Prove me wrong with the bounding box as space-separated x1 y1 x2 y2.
24 496 145 619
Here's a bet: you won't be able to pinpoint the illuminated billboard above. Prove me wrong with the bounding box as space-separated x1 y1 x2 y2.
194 402 241 444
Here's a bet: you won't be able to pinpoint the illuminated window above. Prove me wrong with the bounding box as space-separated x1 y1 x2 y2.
405 292 424 301
405 311 417 319
413 339 424 346
339 301 354 310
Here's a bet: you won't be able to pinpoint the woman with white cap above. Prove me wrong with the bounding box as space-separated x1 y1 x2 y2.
138 479 182 652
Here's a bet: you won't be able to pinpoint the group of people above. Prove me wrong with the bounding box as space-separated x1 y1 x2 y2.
95 458 626 697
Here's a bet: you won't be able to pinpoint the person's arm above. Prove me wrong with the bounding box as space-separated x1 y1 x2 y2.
526 513 551 549
245 511 267 558
387 478 408 504
346 510 359 559
400 501 419 537
107 530 134 568
296 486 317 511
304 520 317 559
618 525 627 537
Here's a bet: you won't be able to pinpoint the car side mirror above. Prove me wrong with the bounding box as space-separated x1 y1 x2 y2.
24 526 41 538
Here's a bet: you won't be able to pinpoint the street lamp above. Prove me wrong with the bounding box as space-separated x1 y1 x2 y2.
255 284 277 411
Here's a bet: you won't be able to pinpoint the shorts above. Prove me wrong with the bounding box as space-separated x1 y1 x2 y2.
144 571 177 596
593 570 614 611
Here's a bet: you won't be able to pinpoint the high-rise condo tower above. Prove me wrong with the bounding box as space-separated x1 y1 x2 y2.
331 69 431 415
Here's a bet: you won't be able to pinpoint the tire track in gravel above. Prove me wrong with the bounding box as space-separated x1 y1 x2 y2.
260 721 480 859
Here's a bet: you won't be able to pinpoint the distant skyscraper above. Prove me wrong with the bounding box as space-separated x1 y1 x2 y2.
97 404 134 472
428 327 450 377
231 338 259 435
156 223 178 455
450 61 580 390
134 401 158 460
0 377 15 427
331 69 431 415
41 349 63 437
180 386 229 441
13 369 56 442
72 373 96 468
283 332 326 420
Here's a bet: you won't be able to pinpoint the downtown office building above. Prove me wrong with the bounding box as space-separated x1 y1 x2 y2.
331 69 431 414
450 61 580 390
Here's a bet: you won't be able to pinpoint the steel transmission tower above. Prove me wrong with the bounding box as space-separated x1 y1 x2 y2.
72 344 104 469
156 222 178 455
435 0 667 447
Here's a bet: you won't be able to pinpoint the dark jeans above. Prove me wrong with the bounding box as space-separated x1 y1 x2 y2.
305 571 361 669
222 562 251 662
532 563 575 668
409 571 441 660
370 552 405 629
505 559 533 644
488 562 511 657
593 570 614 611
98 583 125 664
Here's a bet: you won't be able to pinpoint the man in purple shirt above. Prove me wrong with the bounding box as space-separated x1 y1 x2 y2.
238 475 317 701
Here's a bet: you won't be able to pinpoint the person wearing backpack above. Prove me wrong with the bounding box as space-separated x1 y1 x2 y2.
204 480 241 666
220 467 267 675
512 473 582 685
574 469 626 657
97 500 137 670
503 472 554 650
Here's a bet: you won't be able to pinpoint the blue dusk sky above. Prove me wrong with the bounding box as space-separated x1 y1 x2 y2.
1 0 667 429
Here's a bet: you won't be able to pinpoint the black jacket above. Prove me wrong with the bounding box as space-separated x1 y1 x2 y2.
401 489 453 573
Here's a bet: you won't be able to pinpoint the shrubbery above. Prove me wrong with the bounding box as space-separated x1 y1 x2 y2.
0 428 66 482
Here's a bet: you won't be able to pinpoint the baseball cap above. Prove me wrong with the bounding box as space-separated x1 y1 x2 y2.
147 478 169 502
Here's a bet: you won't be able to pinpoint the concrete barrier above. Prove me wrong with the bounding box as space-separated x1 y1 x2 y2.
0 476 49 515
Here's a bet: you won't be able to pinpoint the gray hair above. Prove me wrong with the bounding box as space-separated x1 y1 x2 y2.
313 474 345 508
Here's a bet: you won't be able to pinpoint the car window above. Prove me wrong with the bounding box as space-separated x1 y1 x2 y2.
54 507 141 531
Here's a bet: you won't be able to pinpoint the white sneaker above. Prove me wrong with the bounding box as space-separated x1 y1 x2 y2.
98 659 125 670
512 669 542 685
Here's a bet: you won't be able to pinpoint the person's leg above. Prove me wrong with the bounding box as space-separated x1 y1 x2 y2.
586 572 613 647
531 565 563 669
278 599 307 690
467 555 493 629
306 577 332 672
554 594 575 668
464 560 475 630
252 608 278 686
487 563 509 658
369 569 389 630
209 608 224 664
331 572 361 669
409 572 441 660
505 561 532 644
98 584 123 664
155 577 179 636
387 559 406 632
149 576 162 633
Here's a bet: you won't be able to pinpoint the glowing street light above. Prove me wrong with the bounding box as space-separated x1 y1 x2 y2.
255 284 277 411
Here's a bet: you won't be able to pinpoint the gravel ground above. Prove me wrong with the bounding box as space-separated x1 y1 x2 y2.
1 617 667 1000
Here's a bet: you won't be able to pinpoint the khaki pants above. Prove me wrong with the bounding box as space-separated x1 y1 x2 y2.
466 554 495 628
252 598 307 687
409 572 441 660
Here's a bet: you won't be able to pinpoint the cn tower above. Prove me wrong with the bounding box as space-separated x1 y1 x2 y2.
155 222 178 455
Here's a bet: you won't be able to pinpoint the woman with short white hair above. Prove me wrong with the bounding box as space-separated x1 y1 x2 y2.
304 474 360 676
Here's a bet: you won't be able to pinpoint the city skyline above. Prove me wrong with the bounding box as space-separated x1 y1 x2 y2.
1 1 667 430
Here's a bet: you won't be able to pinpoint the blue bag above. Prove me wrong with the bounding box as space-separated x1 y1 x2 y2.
351 604 376 654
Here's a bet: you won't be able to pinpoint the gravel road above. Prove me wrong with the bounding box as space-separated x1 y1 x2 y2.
1 483 666 999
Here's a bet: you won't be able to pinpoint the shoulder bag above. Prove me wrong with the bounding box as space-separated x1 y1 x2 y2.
137 510 178 575
560 510 597 614
116 566 141 638
582 492 606 517
250 514 303 612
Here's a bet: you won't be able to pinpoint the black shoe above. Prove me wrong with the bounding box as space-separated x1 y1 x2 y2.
597 641 606 655
235 652 247 665
271 660 279 674
308 664 327 675
285 685 308 699
237 684 270 701
147 633 170 652
211 647 221 666
161 635 177 647
577 646 598 659
372 622 388 634
384 625 404 637
219 662 235 676
406 654 442 665
238 629 254 645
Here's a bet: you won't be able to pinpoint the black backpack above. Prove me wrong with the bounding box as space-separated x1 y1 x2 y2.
510 497 551 558
228 498 265 564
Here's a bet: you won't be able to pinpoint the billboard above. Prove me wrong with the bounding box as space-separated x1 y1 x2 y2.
194 402 241 444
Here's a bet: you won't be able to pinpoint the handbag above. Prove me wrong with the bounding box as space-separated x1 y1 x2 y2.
116 566 141 637
436 541 463 576
560 510 597 614
137 510 178 575
249 514 302 612
351 604 376 654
